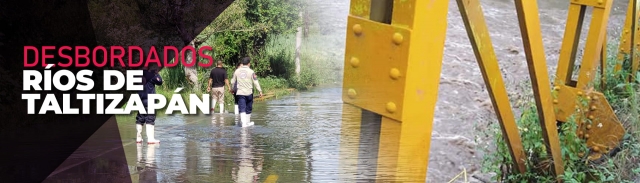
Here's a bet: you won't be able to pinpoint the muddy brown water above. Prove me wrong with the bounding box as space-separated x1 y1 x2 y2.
116 0 630 182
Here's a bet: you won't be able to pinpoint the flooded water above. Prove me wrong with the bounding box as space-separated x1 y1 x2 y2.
118 86 347 182
116 0 631 182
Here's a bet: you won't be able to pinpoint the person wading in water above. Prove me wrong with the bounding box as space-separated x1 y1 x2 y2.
230 57 263 127
207 61 231 114
136 66 163 144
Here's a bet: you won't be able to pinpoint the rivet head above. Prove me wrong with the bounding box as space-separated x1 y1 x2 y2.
589 115 595 120
554 86 561 91
591 105 597 111
623 39 627 43
586 124 592 130
585 134 590 139
593 96 599 100
350 57 360 68
578 131 584 135
390 68 401 79
348 88 357 99
386 102 397 113
587 96 592 100
577 91 583 96
593 146 600 152
597 0 603 4
393 33 404 45
353 24 363 35
553 99 559 104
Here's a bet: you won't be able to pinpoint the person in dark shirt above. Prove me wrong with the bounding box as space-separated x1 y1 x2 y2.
136 67 163 144
207 61 231 114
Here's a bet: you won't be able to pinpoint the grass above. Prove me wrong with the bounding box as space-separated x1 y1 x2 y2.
477 43 640 182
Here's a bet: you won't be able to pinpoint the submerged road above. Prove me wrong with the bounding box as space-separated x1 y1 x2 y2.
119 86 350 182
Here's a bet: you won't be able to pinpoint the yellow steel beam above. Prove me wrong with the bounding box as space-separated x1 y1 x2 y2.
601 34 607 90
389 0 449 181
633 1 640 78
615 0 636 72
342 0 449 181
456 0 526 174
514 0 564 178
349 0 371 19
555 4 586 86
576 0 613 89
551 0 623 162
570 0 608 9
375 116 400 181
343 17 408 122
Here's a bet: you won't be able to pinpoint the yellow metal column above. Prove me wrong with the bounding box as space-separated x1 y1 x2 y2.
375 117 400 180
601 35 607 90
456 0 526 174
616 0 634 72
514 0 565 178
341 0 449 181
390 0 449 181
555 3 586 86
575 0 614 89
633 1 640 78
616 0 638 73
552 0 624 162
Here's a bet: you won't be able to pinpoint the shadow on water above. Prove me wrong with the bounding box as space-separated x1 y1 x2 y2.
118 85 363 182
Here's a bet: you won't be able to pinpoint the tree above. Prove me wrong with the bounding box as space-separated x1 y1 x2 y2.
88 0 236 91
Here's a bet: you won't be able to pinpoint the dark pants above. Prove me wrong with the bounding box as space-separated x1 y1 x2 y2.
237 94 254 114
233 93 239 105
136 99 156 125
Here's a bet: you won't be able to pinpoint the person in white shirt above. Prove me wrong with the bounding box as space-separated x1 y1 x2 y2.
229 57 263 127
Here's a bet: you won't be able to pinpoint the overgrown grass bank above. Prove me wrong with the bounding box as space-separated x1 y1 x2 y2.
478 44 640 182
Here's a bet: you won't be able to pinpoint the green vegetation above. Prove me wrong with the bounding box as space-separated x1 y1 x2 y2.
478 43 640 182
137 0 339 114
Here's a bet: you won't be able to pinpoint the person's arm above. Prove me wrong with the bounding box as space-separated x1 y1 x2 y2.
152 73 163 86
207 78 212 92
224 70 231 90
252 73 262 97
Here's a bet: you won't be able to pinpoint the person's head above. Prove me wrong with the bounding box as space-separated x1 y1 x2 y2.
241 57 251 66
148 63 160 74
216 61 223 67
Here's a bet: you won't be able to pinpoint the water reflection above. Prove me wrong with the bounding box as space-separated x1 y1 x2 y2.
119 86 344 182
136 143 159 182
232 127 261 182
